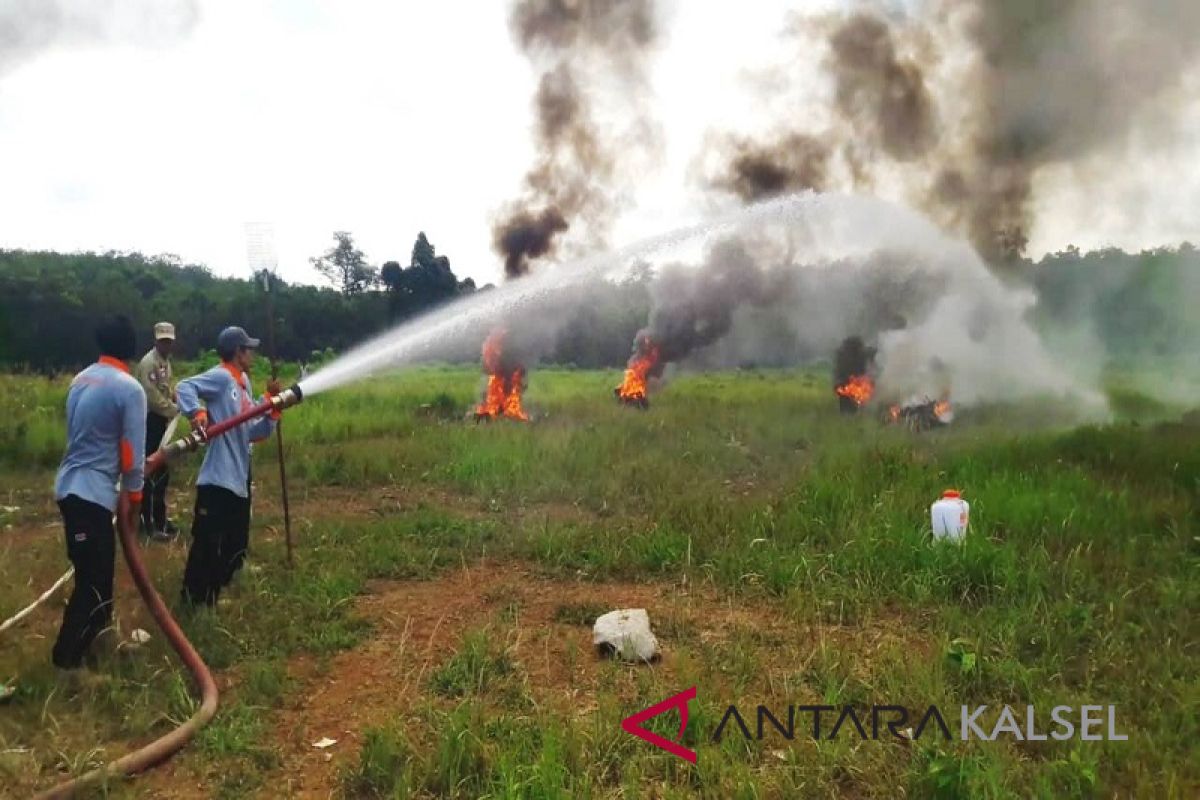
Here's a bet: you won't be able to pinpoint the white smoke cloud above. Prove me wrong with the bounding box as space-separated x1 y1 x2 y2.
0 0 200 78
653 193 1108 412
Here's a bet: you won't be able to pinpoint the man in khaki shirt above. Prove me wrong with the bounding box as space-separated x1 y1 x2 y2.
134 322 180 541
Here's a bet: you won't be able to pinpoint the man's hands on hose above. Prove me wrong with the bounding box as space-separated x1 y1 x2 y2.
191 410 209 441
265 379 284 421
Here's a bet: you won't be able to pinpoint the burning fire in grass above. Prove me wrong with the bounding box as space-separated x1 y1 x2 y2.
834 336 877 414
834 336 953 430
614 335 661 409
835 374 875 409
886 396 954 431
474 328 529 422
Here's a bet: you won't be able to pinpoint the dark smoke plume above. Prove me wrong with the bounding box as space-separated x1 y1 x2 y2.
703 11 933 205
493 207 569 278
826 12 935 162
510 0 655 52
630 233 947 382
495 0 660 278
710 133 831 202
931 0 1200 262
0 0 199 78
833 335 875 388
707 2 1200 265
635 238 783 367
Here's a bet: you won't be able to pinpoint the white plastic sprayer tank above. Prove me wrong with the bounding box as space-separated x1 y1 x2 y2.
931 489 969 543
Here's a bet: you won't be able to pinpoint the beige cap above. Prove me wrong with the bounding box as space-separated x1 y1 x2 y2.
153 321 176 341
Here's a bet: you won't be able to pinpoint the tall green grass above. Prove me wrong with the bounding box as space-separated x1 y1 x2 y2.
1 366 1196 797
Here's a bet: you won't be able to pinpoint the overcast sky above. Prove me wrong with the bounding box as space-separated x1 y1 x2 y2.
2 0 1198 287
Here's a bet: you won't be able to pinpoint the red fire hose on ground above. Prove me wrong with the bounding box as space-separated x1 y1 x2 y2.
34 385 304 799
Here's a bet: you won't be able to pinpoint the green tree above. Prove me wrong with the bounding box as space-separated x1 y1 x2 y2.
380 260 403 289
310 231 377 295
411 232 436 270
379 232 471 320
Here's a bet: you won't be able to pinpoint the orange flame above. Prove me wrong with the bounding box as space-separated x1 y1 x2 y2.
502 368 528 420
475 329 529 421
615 340 660 404
835 374 875 407
480 328 505 376
885 395 953 428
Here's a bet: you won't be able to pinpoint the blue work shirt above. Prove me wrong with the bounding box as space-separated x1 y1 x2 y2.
55 357 147 512
176 362 276 498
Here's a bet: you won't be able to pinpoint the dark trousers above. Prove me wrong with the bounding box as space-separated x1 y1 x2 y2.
182 485 251 606
52 495 115 669
141 412 171 531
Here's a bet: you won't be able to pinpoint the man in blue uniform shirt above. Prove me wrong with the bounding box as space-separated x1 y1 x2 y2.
176 326 280 607
52 315 146 669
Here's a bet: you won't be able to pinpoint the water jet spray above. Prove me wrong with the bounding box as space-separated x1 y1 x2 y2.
246 223 296 568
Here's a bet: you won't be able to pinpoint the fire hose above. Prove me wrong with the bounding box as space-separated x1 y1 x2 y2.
34 384 304 799
0 420 183 638
0 569 76 636
0 413 232 642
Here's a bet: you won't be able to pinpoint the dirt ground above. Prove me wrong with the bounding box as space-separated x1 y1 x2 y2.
6 483 933 799
136 562 930 799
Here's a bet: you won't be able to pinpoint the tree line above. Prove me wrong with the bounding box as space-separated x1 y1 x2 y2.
0 234 1194 372
0 232 490 370
1022 243 1199 364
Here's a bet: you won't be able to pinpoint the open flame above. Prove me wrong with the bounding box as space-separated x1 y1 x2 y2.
835 374 875 408
833 337 877 415
475 328 529 421
886 395 953 430
614 337 660 408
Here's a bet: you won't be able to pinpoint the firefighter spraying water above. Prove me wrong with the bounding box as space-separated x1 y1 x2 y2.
5 191 1105 798
14 320 305 800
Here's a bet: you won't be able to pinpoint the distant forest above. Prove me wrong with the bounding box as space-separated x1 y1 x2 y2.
0 232 1195 372
0 231 488 370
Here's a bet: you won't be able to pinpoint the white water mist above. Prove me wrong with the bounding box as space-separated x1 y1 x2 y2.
300 191 1104 413
299 193 828 396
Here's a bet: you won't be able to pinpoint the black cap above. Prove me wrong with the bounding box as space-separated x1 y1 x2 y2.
217 326 261 358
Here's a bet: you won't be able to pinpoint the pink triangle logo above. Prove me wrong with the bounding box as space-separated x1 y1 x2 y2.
620 686 698 763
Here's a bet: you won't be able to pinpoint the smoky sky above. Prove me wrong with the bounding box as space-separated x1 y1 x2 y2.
0 0 199 78
934 0 1200 263
828 12 935 162
493 0 660 279
710 133 832 202
706 1 1200 265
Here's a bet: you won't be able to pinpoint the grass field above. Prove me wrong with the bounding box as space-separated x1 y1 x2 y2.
0 365 1197 798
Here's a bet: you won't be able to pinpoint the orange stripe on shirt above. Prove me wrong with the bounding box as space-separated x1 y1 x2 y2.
98 355 130 374
220 362 253 412
120 438 134 472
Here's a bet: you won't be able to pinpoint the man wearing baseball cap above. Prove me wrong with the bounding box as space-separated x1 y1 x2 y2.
175 326 281 607
134 321 179 541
